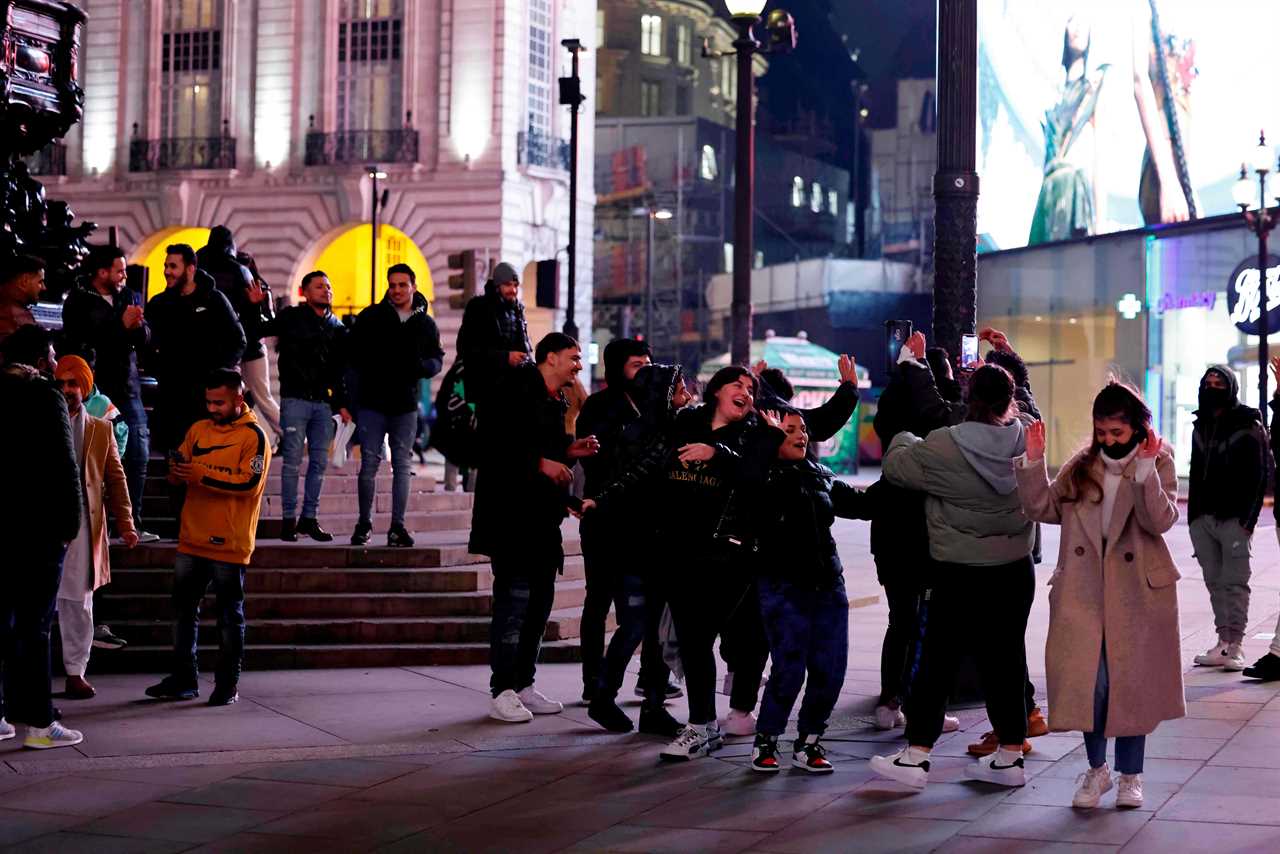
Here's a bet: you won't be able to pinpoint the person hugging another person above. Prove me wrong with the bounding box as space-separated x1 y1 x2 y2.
1016 382 1184 809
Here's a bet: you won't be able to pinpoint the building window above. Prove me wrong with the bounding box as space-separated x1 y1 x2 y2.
596 9 605 49
724 242 734 273
811 181 823 213
527 0 554 140
676 23 691 65
846 201 856 243
828 189 839 216
160 0 223 140
675 86 691 115
792 176 805 208
640 81 661 117
700 145 718 181
721 56 734 100
337 0 405 132
641 15 663 57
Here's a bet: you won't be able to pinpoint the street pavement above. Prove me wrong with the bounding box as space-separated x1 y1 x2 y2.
2 506 1280 852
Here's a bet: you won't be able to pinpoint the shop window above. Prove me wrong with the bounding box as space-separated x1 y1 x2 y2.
792 176 805 207
811 181 823 213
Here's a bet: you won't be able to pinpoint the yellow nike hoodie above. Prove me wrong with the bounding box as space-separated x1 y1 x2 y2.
177 408 270 565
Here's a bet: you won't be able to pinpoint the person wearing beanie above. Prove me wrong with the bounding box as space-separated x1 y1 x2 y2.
52 356 138 703
1187 365 1270 672
456 261 532 421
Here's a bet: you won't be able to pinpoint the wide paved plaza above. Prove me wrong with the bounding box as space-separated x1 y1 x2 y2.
3 516 1280 853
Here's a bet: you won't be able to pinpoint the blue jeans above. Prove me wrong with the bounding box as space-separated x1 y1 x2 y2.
1083 641 1146 774
756 577 849 737
118 393 150 528
172 553 246 688
280 398 334 519
356 408 416 527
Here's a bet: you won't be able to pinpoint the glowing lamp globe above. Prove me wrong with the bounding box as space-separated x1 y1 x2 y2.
725 0 767 19
1234 167 1257 210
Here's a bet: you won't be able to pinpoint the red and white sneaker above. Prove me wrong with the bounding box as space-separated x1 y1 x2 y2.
792 735 834 774
751 734 782 773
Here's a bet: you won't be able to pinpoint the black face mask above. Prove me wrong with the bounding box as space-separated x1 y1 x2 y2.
1101 436 1141 460
1198 386 1231 412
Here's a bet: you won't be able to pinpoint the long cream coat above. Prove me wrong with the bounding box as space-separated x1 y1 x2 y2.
1016 448 1185 737
83 414 136 590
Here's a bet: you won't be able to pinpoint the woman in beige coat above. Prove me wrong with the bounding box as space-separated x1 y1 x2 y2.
1017 382 1184 811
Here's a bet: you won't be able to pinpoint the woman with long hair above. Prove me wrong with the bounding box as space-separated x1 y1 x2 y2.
869 364 1037 790
1017 382 1184 809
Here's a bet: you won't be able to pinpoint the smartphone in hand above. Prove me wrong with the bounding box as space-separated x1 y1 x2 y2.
961 333 980 370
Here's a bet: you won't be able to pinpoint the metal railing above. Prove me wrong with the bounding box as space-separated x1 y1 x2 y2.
518 128 571 171
304 128 419 166
25 142 67 176
129 134 237 171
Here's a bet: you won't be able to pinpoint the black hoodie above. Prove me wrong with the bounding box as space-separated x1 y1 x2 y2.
349 291 443 415
456 279 533 405
197 227 273 362
1189 365 1270 529
61 276 150 403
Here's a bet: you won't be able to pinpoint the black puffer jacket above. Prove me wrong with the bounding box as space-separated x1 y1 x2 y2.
349 293 443 415
456 280 533 405
1190 365 1269 530
60 279 149 403
755 458 874 589
263 304 349 408
197 228 273 362
0 365 82 546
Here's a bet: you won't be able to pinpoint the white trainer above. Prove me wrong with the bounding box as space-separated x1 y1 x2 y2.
1194 641 1229 667
1116 773 1144 808
1223 643 1247 672
489 689 533 723
874 704 906 731
1072 764 1113 808
23 721 84 750
963 750 1027 788
660 722 723 761
517 686 563 715
0 717 14 741
869 747 930 790
722 708 757 736
942 714 961 733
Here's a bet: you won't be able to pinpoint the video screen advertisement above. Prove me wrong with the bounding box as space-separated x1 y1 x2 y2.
977 0 1280 252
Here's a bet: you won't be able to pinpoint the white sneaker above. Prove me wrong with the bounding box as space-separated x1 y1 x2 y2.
0 717 14 741
874 704 906 731
869 747 930 790
23 721 84 750
1116 773 1144 808
516 687 563 715
489 689 533 723
963 749 1027 788
1072 764 1113 808
660 722 723 761
1194 640 1229 667
1224 643 1247 672
136 530 161 544
722 708 756 736
943 714 961 733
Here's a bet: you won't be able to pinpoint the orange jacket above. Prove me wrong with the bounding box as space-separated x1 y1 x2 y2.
176 409 269 565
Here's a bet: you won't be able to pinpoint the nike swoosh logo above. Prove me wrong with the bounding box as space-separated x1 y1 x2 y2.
990 761 1023 770
191 442 234 457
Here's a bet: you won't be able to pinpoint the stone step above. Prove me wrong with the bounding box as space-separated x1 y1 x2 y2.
99 581 589 621
97 604 589 646
107 556 587 595
87 639 585 672
259 490 473 516
257 511 475 539
144 473 404 497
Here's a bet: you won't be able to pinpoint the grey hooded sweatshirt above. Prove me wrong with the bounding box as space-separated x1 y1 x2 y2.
883 419 1035 566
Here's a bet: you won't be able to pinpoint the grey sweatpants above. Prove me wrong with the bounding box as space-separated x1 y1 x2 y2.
1189 517 1253 644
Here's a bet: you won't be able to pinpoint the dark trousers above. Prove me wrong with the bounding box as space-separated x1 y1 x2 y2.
666 554 768 725
171 553 246 688
757 578 849 737
0 543 66 728
118 393 150 529
718 580 769 714
904 556 1035 749
489 547 562 697
877 568 925 707
596 572 670 705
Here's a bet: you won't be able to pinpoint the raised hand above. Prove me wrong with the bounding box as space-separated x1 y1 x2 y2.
751 360 768 377
122 304 144 330
838 354 858 384
246 280 268 305
1139 430 1163 459
979 327 1011 353
905 331 926 360
1026 420 1046 462
758 409 782 430
1271 356 1280 390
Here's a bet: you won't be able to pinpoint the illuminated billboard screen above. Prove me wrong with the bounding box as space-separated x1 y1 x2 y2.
977 0 1280 252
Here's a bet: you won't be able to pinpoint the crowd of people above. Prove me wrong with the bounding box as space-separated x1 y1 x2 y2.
3 239 1280 815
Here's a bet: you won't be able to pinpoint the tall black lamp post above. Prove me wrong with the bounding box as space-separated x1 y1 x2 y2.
560 38 586 340
714 1 796 366
367 164 388 305
1233 132 1280 409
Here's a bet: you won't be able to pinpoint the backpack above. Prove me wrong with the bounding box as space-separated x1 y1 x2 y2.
428 358 480 468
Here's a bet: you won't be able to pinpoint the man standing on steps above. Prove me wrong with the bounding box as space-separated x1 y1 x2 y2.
146 369 269 707
349 263 444 548
61 244 159 543
262 271 351 543
456 262 532 422
52 355 138 701
472 332 600 723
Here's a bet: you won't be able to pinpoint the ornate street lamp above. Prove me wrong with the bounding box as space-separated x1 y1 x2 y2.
707 1 796 365
1233 131 1280 409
